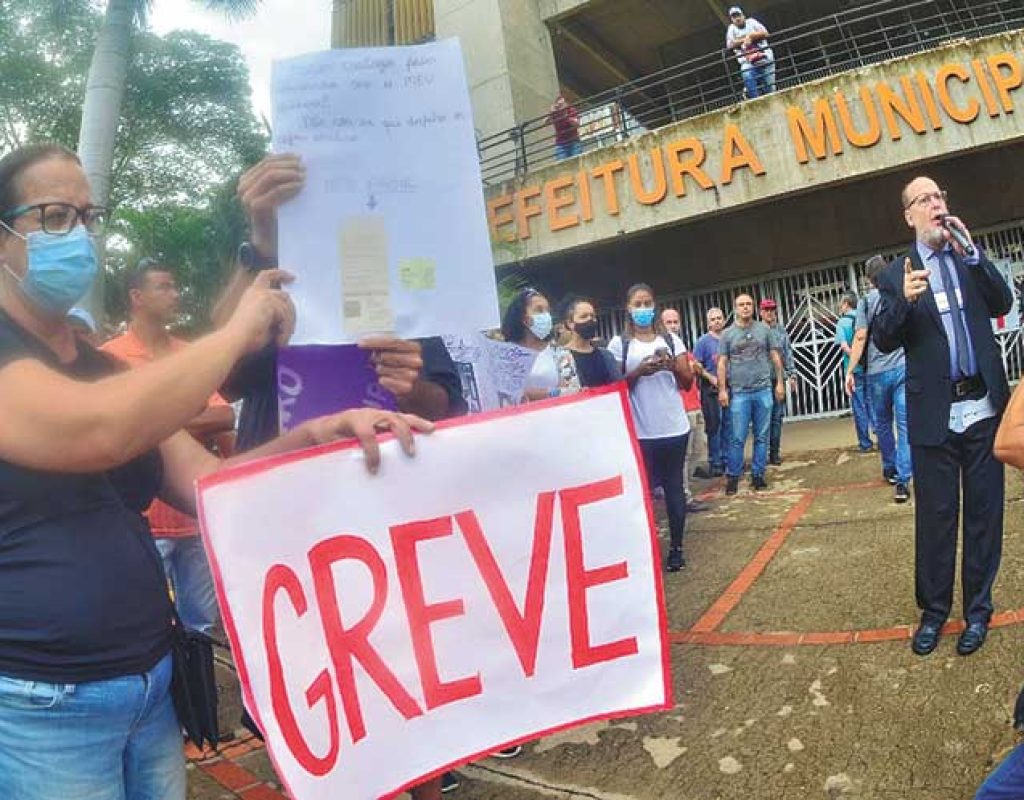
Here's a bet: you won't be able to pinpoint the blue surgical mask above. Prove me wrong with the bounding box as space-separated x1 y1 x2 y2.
630 307 656 327
528 311 553 340
3 225 98 315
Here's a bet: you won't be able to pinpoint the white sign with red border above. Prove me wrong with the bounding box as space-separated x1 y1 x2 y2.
197 386 672 800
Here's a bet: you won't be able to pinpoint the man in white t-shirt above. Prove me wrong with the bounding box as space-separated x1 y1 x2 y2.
726 6 776 99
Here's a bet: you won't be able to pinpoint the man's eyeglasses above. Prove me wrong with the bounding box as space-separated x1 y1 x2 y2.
904 190 947 210
0 203 109 236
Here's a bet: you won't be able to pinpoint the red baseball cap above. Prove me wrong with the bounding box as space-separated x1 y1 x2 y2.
760 298 778 310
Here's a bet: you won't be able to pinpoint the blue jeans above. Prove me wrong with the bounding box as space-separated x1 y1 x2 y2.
977 742 1024 799
769 397 785 459
701 390 730 471
728 388 773 478
0 653 185 800
741 61 776 98
868 365 912 483
156 536 219 634
555 140 582 160
851 372 873 450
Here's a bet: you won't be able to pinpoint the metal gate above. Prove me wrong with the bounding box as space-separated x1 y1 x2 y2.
600 219 1024 420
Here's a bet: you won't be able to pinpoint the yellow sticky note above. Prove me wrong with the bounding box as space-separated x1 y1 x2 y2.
400 258 436 290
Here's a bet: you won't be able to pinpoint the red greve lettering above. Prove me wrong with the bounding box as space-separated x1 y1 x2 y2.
456 491 557 677
309 535 423 743
390 517 483 709
261 474 636 772
560 476 638 668
262 564 340 775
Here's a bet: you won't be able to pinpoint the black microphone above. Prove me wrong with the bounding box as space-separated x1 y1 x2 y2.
941 214 976 258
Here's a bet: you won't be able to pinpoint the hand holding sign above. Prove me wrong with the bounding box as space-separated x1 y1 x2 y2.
359 336 424 397
238 154 306 259
226 269 297 352
299 407 433 473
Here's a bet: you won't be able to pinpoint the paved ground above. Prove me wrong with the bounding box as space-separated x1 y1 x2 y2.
187 415 1024 800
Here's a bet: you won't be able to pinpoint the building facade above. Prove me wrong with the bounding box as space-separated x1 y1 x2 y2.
333 0 1024 418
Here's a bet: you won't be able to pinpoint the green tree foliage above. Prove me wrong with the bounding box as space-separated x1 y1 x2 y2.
0 0 267 326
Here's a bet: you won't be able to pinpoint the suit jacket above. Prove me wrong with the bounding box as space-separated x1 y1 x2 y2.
872 244 1013 447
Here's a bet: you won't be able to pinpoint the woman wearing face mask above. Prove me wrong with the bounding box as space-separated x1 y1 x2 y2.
501 287 563 402
557 296 621 389
608 284 694 573
0 143 434 800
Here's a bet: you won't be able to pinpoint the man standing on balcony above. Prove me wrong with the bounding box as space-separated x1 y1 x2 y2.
874 176 1013 658
759 298 796 465
726 6 776 99
548 94 581 160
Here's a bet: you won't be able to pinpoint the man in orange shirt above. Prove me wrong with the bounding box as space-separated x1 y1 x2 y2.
103 258 235 634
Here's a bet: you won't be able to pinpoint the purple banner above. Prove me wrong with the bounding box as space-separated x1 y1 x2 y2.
277 345 397 432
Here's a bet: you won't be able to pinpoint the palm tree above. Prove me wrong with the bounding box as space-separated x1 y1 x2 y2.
77 0 258 316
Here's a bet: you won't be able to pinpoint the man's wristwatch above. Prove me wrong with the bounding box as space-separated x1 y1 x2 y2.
237 241 278 274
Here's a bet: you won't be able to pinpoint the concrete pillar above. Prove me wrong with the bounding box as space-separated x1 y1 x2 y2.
434 0 561 139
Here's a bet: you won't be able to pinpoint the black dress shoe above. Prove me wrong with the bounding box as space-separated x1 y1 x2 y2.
956 621 988 656
911 622 942 655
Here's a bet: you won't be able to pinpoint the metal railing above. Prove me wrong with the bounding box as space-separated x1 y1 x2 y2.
478 0 1024 184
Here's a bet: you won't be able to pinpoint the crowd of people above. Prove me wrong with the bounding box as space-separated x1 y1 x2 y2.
1 135 1023 800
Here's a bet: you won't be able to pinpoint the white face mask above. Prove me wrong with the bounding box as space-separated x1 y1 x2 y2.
528 311 553 340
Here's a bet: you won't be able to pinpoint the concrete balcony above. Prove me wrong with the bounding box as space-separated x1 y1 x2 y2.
484 26 1024 291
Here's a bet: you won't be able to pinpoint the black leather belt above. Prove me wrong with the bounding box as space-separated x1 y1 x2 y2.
951 374 985 401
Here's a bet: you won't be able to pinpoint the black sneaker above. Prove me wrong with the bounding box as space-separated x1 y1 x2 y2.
666 547 685 572
768 454 782 466
883 468 897 485
441 772 461 793
710 465 725 477
894 482 909 503
725 475 739 495
752 475 768 491
693 466 713 479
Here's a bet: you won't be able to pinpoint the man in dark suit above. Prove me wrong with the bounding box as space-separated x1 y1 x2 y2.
873 175 1013 657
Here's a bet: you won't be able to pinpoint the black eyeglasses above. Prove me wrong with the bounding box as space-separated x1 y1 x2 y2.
1 202 108 236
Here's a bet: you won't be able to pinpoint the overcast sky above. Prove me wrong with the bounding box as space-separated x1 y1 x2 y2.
148 0 334 123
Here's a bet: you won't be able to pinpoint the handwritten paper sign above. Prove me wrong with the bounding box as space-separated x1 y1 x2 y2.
198 387 671 800
443 332 538 412
272 40 500 344
277 345 397 432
